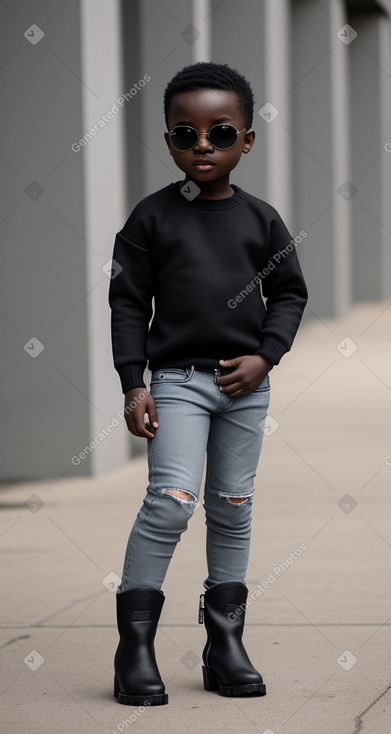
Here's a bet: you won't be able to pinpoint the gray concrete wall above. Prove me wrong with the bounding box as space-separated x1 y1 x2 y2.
211 0 267 202
349 8 391 300
0 0 89 481
138 0 194 196
379 8 391 298
291 0 351 318
1 0 390 481
0 0 130 481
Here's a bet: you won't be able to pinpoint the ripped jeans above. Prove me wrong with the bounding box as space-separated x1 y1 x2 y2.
118 365 271 593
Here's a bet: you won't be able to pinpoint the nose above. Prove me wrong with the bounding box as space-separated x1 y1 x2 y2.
194 132 214 152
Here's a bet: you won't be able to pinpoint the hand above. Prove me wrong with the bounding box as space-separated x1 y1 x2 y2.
124 387 159 438
215 354 273 397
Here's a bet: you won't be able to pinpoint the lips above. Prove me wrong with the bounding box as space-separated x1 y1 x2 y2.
193 160 215 166
193 160 215 172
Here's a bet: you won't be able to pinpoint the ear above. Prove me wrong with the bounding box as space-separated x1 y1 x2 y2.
243 129 255 153
164 131 172 152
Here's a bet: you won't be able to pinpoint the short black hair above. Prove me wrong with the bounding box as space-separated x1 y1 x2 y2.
164 61 254 131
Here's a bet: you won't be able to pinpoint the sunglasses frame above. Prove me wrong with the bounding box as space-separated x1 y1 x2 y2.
168 123 248 151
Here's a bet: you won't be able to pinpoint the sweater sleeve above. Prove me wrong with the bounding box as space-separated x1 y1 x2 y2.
108 210 154 393
255 209 308 365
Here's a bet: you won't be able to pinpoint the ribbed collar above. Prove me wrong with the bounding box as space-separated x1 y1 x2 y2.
169 179 244 211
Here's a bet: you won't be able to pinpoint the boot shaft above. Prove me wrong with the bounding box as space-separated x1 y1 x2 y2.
116 587 165 636
199 581 248 640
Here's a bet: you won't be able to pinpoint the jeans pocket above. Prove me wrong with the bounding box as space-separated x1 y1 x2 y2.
252 374 271 392
150 366 195 385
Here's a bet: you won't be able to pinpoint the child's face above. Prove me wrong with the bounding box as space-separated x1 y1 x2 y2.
164 89 255 188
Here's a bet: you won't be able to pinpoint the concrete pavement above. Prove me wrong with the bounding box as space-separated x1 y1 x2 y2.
1 300 391 734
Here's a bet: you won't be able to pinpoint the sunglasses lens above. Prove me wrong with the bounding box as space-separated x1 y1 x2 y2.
171 127 198 150
209 124 237 149
170 124 240 150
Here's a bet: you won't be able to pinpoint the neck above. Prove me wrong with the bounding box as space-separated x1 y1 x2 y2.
184 175 234 200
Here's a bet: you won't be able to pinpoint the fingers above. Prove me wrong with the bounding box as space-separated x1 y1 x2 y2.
219 358 238 367
216 371 262 396
124 393 158 438
140 422 158 439
219 356 244 366
225 385 249 396
148 399 159 429
217 377 247 395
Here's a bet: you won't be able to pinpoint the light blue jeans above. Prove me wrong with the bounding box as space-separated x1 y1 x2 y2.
118 366 271 593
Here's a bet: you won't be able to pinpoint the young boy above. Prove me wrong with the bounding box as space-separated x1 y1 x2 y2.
108 61 308 706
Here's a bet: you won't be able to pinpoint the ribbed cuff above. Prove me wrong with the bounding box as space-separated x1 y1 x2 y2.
117 364 146 394
255 336 288 365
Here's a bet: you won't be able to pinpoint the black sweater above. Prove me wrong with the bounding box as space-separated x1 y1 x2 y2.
108 179 308 393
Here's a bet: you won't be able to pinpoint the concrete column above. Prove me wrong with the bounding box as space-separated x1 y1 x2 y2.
291 0 351 317
138 0 193 195
349 8 391 300
192 0 212 62
79 0 129 473
329 0 352 315
210 0 267 197
379 10 391 298
263 0 293 226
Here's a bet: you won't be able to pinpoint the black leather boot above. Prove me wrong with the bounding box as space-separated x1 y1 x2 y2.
199 581 266 697
114 587 168 706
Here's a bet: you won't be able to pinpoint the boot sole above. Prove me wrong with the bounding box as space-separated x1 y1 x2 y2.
202 666 266 697
114 675 168 706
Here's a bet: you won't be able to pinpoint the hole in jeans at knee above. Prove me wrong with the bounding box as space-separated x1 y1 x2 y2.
219 491 253 506
162 488 198 505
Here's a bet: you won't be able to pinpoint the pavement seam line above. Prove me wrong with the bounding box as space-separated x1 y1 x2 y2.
31 590 103 627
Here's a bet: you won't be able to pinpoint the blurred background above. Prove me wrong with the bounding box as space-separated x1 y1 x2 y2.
1 0 390 480
1 3 391 732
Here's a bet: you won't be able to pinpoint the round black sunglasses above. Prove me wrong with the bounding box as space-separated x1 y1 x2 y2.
168 123 248 151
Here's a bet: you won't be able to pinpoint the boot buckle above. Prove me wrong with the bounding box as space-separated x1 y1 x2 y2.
198 593 205 623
